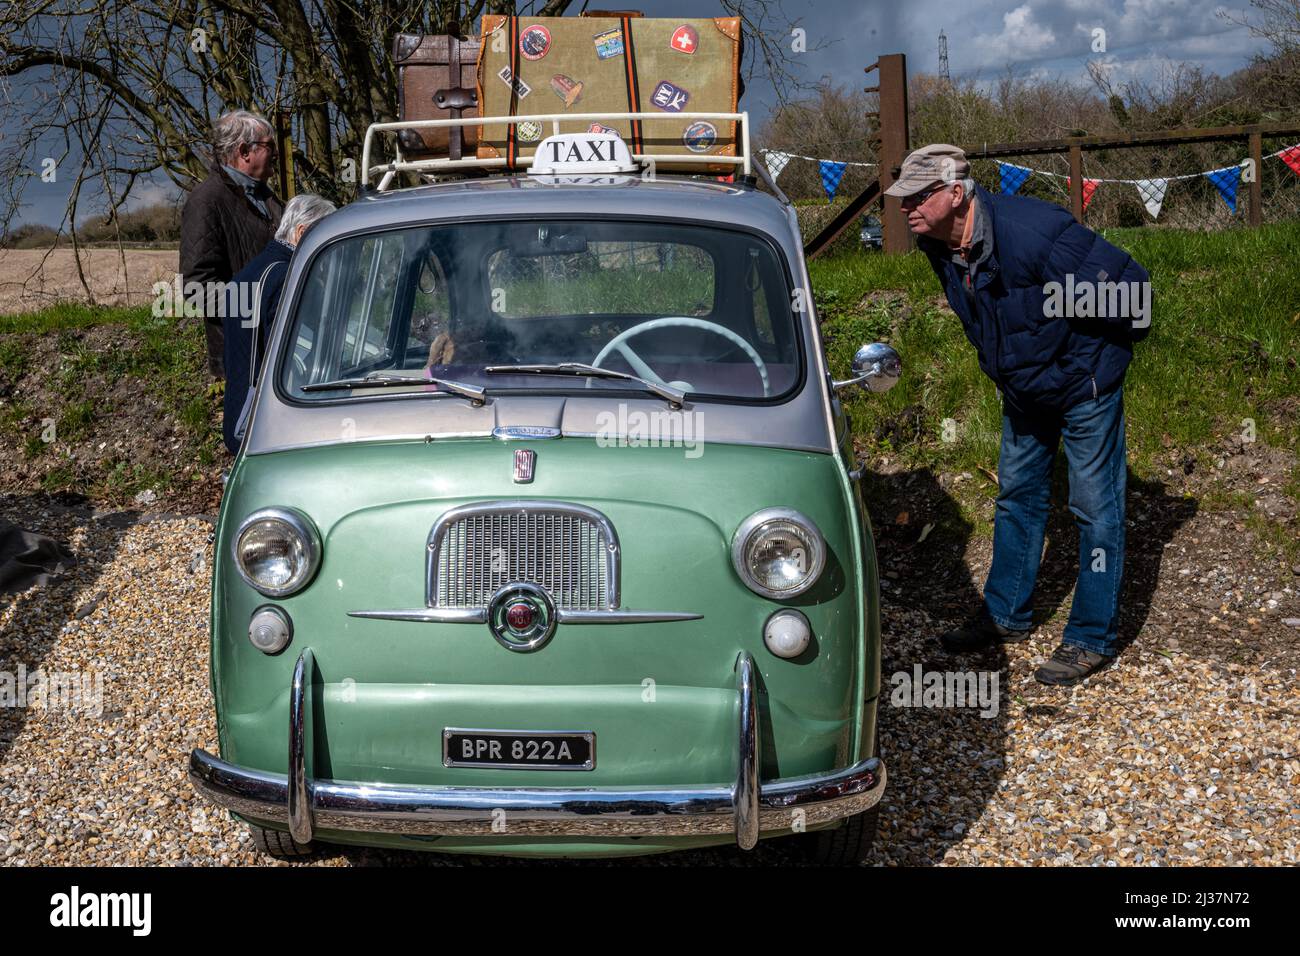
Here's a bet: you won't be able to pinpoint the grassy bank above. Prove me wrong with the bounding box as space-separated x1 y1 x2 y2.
0 305 221 506
814 220 1300 561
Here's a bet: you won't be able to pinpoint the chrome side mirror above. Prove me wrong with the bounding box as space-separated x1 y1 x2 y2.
833 342 902 394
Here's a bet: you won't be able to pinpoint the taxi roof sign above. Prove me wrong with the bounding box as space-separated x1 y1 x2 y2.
529 133 637 175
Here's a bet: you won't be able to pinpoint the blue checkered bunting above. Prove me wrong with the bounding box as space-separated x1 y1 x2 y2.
998 162 1032 195
820 160 847 201
1204 165 1242 213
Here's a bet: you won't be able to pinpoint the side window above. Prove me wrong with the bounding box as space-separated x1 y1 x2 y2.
341 235 403 373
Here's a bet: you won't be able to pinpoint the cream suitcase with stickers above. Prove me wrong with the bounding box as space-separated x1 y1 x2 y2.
475 13 743 173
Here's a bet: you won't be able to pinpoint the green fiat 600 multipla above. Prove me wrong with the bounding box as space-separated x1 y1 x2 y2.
189 118 901 863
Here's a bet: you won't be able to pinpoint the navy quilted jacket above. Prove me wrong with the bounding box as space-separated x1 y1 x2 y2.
921 184 1151 415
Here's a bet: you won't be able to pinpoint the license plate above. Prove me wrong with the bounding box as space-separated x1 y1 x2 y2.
443 729 595 770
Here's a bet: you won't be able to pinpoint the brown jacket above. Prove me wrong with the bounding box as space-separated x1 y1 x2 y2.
180 165 283 378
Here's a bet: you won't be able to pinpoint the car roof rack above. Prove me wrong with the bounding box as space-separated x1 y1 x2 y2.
361 111 751 192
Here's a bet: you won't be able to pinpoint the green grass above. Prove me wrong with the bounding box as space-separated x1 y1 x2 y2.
56 399 96 441
813 221 1300 561
0 303 144 335
814 222 1300 477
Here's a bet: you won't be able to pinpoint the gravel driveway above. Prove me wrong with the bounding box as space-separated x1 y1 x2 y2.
3 492 1297 866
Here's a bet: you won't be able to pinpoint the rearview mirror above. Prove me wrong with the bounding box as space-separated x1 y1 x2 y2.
833 342 902 393
508 225 589 256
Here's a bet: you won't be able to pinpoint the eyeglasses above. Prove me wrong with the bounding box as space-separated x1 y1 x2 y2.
247 139 278 158
901 184 947 206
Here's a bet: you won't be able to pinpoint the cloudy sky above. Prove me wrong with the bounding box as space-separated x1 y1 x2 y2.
10 0 1272 227
694 0 1270 112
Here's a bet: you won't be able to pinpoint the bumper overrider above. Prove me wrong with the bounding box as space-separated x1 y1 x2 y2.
189 649 886 850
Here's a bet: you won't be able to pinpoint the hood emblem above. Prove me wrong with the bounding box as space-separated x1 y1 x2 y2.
513 448 536 483
488 582 556 652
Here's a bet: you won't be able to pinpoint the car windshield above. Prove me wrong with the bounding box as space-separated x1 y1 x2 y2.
279 218 801 402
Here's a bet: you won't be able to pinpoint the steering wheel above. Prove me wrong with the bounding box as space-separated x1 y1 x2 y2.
590 316 770 398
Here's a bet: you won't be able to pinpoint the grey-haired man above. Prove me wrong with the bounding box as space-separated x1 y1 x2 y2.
888 144 1151 686
180 109 285 378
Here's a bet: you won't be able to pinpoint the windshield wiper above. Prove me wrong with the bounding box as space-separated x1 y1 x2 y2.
301 373 486 405
484 363 686 408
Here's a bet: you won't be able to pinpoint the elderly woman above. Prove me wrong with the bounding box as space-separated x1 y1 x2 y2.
223 192 336 455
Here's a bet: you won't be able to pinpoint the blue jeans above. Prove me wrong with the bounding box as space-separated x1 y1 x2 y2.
982 388 1127 656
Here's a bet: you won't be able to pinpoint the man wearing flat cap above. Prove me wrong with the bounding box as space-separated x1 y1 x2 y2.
887 144 1151 686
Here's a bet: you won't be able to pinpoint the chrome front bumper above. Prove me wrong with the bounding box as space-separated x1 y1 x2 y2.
190 649 885 849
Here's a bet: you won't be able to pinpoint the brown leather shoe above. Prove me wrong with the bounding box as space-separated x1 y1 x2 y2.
1034 642 1113 686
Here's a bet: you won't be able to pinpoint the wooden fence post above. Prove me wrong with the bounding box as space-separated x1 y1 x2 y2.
1249 129 1263 227
876 54 911 255
1068 144 1083 222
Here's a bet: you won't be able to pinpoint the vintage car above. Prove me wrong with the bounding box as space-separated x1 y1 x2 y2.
189 115 901 863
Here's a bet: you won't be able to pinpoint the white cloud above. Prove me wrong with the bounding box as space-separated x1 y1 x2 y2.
971 4 1058 61
894 0 1268 81
120 180 179 212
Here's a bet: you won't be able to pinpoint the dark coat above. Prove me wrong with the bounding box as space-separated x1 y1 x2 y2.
222 239 293 455
180 165 283 378
921 184 1151 416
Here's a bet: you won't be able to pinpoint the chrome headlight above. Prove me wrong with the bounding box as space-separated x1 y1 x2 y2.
731 508 826 600
232 508 321 597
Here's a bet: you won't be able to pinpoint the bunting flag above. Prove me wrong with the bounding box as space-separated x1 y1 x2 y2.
763 150 792 181
998 162 1032 195
819 160 847 201
1204 165 1242 213
1066 177 1101 213
1279 145 1300 178
1134 178 1169 220
753 142 1299 220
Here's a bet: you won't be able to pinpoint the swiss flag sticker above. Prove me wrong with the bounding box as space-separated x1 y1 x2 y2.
671 25 698 54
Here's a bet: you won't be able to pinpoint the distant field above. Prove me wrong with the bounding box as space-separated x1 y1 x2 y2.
0 248 178 315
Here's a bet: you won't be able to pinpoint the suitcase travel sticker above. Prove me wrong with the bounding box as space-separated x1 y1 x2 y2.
475 14 741 171
593 27 624 59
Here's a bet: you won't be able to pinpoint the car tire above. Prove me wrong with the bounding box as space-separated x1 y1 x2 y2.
800 728 881 865
249 825 315 860
804 803 879 866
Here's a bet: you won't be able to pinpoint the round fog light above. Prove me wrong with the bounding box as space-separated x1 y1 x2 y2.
764 609 811 659
249 606 293 654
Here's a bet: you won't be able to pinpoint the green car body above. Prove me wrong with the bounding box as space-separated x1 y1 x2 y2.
191 136 898 860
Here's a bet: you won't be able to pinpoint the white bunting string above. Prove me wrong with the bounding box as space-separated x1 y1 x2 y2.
758 144 1300 219
759 148 877 170
758 144 1298 186
989 147 1298 186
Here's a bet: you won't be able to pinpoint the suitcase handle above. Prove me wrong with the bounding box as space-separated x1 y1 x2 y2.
433 87 478 161
580 9 644 15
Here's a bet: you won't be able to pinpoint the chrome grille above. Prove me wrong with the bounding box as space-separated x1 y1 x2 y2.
429 502 619 610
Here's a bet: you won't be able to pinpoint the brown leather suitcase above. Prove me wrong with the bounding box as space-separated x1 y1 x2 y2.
474 13 743 173
392 31 480 161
